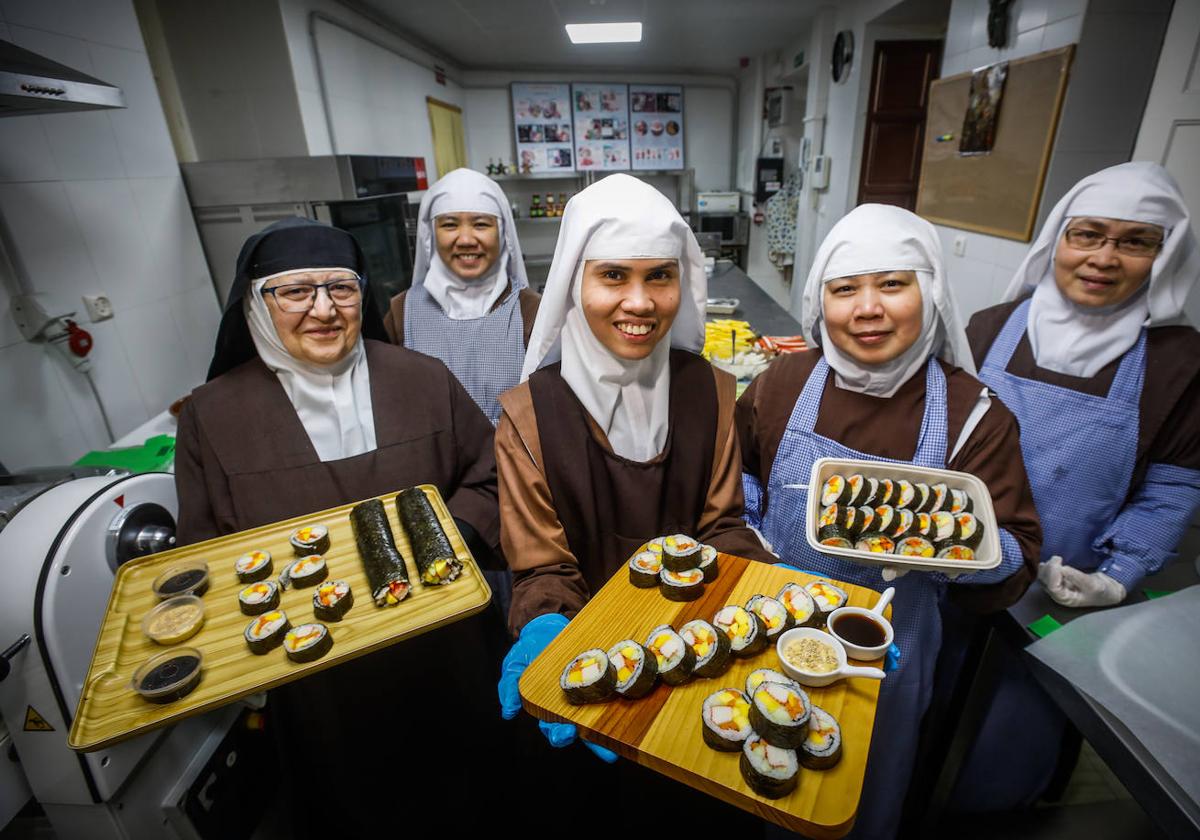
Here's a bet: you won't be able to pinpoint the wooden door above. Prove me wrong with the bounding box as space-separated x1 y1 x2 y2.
857 40 942 209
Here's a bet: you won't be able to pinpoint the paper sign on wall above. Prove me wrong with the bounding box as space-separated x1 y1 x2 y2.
629 84 685 170
511 82 574 173
571 83 631 171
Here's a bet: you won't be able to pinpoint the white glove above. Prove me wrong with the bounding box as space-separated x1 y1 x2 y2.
1037 555 1127 608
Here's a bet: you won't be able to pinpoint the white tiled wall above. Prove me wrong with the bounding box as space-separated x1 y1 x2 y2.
0 0 220 471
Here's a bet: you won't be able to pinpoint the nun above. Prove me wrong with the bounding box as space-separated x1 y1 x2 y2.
736 204 1042 837
948 162 1200 811
174 217 510 836
384 167 540 424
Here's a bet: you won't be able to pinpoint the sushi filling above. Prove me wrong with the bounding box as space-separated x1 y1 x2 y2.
820 475 848 506
659 567 705 601
776 584 817 626
746 595 793 640
290 525 329 556
421 557 462 585
749 681 812 748
896 536 935 557
855 534 896 553
235 550 272 581
608 640 657 698
800 706 843 769
702 689 753 751
645 626 694 685
746 668 801 697
238 581 280 615
282 555 328 589
805 580 848 614
374 579 410 606
284 623 332 662
740 735 799 799
713 605 765 657
681 619 732 678
937 544 975 560
313 580 353 620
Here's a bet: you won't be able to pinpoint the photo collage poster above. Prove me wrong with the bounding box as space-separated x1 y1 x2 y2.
571 83 631 171
629 84 685 170
511 82 574 172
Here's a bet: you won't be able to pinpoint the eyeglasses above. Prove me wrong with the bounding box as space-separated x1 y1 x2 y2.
261 278 363 313
1064 228 1163 257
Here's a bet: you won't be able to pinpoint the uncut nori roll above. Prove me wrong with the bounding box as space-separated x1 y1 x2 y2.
800 705 843 769
349 498 411 606
680 619 733 679
740 735 799 799
645 625 695 686
701 688 753 752
560 649 617 704
608 640 658 699
396 487 462 585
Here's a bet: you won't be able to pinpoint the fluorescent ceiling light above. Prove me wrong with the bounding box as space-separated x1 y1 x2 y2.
565 22 643 44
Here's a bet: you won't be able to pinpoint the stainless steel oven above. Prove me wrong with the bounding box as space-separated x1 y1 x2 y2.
695 211 749 247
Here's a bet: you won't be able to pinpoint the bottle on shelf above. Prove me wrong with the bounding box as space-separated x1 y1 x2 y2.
545 192 555 217
558 192 568 215
530 193 542 218
486 158 496 175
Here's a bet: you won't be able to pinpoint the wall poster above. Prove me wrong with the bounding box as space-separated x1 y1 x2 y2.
511 82 574 173
629 84 684 170
571 83 631 171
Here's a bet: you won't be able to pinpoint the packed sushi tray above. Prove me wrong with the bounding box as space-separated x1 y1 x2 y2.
519 550 889 838
806 458 1002 577
68 485 491 753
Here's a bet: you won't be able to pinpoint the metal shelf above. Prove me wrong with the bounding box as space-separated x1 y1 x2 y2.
514 216 562 224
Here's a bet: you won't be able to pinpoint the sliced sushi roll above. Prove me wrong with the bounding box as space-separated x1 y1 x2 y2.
238 580 280 616
746 667 801 697
913 482 934 513
560 649 617 704
235 550 273 584
845 473 868 506
873 505 897 537
645 625 695 686
680 619 733 679
289 524 329 557
929 482 951 513
740 735 800 799
950 487 974 514
749 680 812 748
659 567 705 602
876 478 896 507
901 511 933 538
805 580 848 624
607 639 658 699
956 512 984 549
701 688 753 752
862 477 882 507
713 604 768 658
746 594 795 643
820 474 852 506
776 584 819 628
855 533 896 554
936 544 976 561
893 479 916 510
312 580 354 622
895 535 936 557
244 610 290 655
662 534 702 571
284 622 332 663
628 550 662 588
698 544 719 582
930 511 962 545
841 505 865 541
817 504 852 546
855 505 876 535
889 508 915 540
281 555 328 590
800 705 843 770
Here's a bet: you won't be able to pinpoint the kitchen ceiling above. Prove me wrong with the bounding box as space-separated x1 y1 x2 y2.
345 0 824 75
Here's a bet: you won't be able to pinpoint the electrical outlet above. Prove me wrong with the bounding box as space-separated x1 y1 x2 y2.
83 294 113 322
953 235 967 257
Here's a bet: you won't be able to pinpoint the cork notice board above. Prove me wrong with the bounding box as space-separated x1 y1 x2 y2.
916 46 1074 241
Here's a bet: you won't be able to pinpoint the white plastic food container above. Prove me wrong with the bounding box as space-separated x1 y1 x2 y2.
804 457 1002 578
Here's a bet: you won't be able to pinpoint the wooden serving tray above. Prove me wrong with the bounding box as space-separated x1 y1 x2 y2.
519 554 887 839
69 485 490 752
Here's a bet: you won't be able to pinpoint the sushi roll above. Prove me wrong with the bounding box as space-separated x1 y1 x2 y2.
235 550 273 584
746 667 802 697
680 619 733 679
608 640 658 699
629 550 662 587
350 499 411 606
238 580 280 616
893 479 916 510
895 535 935 557
937 544 976 561
820 474 852 506
312 580 354 621
876 478 896 507
561 649 617 704
776 583 819 628
872 505 897 536
244 610 290 655
281 555 328 590
740 735 800 799
289 524 329 557
855 533 896 554
713 604 768 658
396 487 462 585
862 477 882 507
698 544 719 582
889 508 915 540
662 534 702 572
950 488 974 514
284 622 333 663
746 594 795 643
749 680 812 749
817 504 852 547
800 705 843 770
659 567 705 602
956 512 985 549
928 482 951 513
701 688 753 752
805 580 848 624
645 625 695 686
912 482 934 513
930 511 962 546
845 474 868 506
855 505 876 535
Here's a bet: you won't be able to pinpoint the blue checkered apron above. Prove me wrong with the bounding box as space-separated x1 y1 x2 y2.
755 356 950 839
404 282 527 426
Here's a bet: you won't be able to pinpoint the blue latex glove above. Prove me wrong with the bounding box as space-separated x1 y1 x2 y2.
497 613 618 764
885 642 901 672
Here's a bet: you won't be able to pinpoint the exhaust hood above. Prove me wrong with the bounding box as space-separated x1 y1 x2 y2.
0 38 124 117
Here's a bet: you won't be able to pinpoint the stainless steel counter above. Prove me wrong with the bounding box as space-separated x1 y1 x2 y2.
706 263 802 336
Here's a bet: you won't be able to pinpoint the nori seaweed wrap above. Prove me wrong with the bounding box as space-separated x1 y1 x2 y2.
608 639 659 699
955 512 985 549
560 648 617 704
740 735 799 799
350 498 411 606
396 487 462 585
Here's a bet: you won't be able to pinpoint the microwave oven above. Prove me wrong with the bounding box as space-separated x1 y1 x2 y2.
695 212 749 247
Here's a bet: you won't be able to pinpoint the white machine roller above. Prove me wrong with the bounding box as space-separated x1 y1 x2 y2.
0 470 251 839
